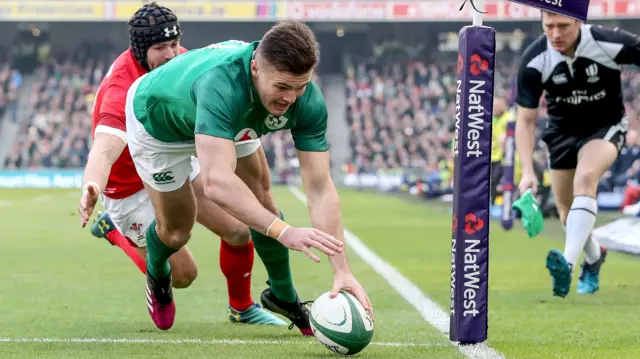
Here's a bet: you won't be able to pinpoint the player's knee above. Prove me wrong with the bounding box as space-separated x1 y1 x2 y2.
172 265 198 289
573 170 600 195
157 226 192 248
223 225 251 246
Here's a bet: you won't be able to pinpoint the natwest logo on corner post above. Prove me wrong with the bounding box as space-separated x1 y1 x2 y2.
461 211 483 317
464 213 484 235
286 1 388 21
464 53 490 159
469 54 489 75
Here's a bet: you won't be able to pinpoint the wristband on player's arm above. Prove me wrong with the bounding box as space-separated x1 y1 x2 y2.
266 217 290 241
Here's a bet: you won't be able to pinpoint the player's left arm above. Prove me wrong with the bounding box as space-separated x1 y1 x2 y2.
592 25 640 66
293 90 350 274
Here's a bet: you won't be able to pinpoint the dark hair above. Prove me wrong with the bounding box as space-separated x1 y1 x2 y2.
257 21 319 75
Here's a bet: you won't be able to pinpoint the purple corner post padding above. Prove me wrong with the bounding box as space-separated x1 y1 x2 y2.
501 121 516 230
450 25 495 345
508 0 590 22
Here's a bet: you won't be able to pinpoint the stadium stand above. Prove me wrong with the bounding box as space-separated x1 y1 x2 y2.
4 42 115 169
2 21 640 214
0 55 21 126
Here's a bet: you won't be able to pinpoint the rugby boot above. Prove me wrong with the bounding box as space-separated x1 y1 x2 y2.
91 211 117 244
228 302 287 325
546 249 572 298
577 245 608 295
146 270 176 330
260 281 313 336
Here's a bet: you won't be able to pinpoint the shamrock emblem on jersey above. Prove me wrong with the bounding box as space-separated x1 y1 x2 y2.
264 115 289 130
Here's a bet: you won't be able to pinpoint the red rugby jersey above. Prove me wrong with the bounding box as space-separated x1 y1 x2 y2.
91 46 187 199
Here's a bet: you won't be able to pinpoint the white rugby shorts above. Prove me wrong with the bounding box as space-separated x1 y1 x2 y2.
125 74 261 192
101 158 201 248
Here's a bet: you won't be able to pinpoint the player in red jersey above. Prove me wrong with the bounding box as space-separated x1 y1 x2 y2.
77 2 284 329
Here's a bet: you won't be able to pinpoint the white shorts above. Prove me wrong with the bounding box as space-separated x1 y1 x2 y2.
101 159 201 248
125 74 261 192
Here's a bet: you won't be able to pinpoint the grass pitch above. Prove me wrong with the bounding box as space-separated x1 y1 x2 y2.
1 186 639 358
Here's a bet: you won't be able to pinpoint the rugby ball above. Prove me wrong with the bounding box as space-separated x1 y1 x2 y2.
309 291 374 356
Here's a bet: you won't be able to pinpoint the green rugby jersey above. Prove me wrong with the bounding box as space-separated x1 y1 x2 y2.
132 40 328 152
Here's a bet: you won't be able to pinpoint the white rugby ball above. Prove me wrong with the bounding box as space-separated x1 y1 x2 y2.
309 291 374 356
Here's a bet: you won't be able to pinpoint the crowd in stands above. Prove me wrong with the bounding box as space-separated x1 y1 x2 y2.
344 54 519 197
0 47 22 127
3 38 640 211
4 42 115 169
2 41 307 177
344 50 640 206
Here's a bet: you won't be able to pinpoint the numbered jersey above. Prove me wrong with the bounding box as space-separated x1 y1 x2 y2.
131 40 328 152
91 46 187 199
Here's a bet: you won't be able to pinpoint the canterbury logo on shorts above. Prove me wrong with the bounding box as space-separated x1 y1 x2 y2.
152 171 175 185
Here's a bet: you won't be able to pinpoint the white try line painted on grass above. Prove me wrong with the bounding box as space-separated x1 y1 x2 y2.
0 337 445 348
288 186 504 359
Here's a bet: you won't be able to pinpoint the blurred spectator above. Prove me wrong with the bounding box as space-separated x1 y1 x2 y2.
4 42 114 169
0 52 21 125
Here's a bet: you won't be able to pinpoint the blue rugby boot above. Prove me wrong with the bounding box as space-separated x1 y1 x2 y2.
91 211 117 244
228 302 287 326
546 249 572 298
577 245 608 295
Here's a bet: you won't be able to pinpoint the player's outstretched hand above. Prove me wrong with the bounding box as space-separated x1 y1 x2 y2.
518 171 538 196
78 183 100 228
278 227 343 262
330 272 375 321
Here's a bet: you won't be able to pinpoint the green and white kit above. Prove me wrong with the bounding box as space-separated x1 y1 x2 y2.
125 40 328 191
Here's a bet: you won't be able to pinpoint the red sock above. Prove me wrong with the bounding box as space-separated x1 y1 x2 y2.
106 230 146 275
220 239 254 311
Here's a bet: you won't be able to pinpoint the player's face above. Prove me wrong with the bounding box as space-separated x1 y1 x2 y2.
251 59 312 116
146 39 180 70
542 12 581 54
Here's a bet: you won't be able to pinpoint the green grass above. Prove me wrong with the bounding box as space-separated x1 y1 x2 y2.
1 186 639 358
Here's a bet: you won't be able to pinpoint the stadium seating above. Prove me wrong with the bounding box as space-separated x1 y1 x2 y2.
3 40 640 209
4 42 116 169
343 51 640 203
0 50 21 126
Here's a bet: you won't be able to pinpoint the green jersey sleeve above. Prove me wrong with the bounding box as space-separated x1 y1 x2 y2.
192 68 237 140
291 82 329 152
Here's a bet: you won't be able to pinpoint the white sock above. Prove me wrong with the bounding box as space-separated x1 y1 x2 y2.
560 225 602 266
563 196 598 266
583 235 602 265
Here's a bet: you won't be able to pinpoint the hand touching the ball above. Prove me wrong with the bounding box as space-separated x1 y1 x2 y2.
330 271 374 321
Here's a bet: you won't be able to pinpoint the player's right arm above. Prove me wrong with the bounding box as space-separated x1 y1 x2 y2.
515 53 543 195
78 86 128 227
192 70 343 261
83 125 127 190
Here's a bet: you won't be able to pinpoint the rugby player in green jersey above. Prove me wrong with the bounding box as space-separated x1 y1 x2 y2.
125 21 374 333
